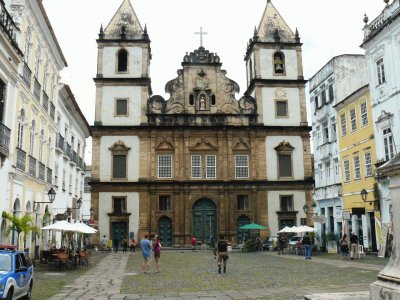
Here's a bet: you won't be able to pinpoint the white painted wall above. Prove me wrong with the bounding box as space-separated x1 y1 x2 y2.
261 87 301 126
101 86 142 126
103 46 142 78
99 136 140 182
265 136 305 180
98 192 140 240
268 190 307 235
259 49 298 80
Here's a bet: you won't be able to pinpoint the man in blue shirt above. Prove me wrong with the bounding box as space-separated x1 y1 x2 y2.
141 234 151 273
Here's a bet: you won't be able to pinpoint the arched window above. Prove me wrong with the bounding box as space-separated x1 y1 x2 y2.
273 52 285 74
189 94 194 105
117 49 128 72
211 94 216 106
39 129 44 162
17 109 25 149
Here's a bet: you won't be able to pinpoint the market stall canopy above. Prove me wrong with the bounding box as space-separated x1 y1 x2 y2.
239 223 267 230
71 222 98 234
41 220 76 232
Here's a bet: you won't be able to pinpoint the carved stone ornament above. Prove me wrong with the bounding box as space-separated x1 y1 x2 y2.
155 137 175 150
194 74 210 90
274 88 287 100
238 96 257 114
183 46 221 64
232 137 251 151
109 140 131 152
274 140 295 152
190 136 218 151
147 95 166 114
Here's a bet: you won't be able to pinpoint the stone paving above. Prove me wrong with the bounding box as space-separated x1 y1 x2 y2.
47 250 385 300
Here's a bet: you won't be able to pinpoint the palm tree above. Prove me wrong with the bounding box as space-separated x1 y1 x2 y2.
2 211 40 249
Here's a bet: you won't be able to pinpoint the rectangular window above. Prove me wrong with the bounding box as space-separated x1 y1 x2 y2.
340 113 347 136
206 155 216 178
237 195 249 210
360 102 368 126
377 58 386 85
235 155 249 178
350 108 357 132
113 197 126 214
280 195 293 212
158 155 172 178
278 154 292 177
365 152 372 177
325 162 331 178
159 196 171 211
344 160 350 182
321 89 326 104
191 155 202 178
115 99 128 116
354 155 361 180
322 122 329 143
383 128 394 161
112 154 127 179
314 96 319 111
276 100 288 117
328 84 334 103
331 123 337 141
300 218 307 226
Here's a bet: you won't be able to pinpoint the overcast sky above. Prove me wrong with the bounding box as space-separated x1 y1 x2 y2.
42 0 386 161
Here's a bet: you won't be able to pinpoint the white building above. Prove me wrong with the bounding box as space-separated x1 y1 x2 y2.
0 1 23 232
361 0 400 227
82 165 92 223
54 85 91 224
309 55 368 244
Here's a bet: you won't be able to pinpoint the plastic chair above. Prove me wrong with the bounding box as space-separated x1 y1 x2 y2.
358 245 366 259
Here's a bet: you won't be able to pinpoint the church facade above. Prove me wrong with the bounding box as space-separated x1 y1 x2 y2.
91 0 313 247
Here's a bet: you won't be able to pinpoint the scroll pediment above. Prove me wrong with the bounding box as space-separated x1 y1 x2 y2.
233 138 251 151
155 137 175 150
190 137 218 151
109 140 131 152
274 141 295 152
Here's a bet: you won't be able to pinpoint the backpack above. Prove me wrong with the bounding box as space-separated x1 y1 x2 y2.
218 240 228 252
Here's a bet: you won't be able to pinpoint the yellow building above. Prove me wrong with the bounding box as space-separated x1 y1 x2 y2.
335 84 379 251
2 1 67 256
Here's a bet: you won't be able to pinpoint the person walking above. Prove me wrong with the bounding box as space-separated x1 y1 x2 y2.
301 232 312 259
153 235 162 273
350 231 359 260
130 239 136 252
141 234 152 273
100 235 107 251
214 235 229 274
340 234 349 259
122 237 128 254
277 233 285 255
191 235 197 252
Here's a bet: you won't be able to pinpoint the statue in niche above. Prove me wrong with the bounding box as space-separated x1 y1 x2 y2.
200 94 206 110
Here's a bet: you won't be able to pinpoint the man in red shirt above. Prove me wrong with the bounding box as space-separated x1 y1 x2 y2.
191 236 197 252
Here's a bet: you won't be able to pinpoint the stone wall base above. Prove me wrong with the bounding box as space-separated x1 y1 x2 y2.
370 279 400 300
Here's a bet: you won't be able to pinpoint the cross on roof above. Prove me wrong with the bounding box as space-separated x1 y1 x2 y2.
194 27 208 47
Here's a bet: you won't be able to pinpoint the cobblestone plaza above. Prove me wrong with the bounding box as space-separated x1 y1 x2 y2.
37 250 387 300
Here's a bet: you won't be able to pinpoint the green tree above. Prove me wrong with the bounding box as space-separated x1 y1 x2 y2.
2 211 40 249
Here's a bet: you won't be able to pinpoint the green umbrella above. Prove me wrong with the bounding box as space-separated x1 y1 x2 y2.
239 223 267 230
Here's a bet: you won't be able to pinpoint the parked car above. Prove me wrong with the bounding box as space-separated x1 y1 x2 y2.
288 236 302 246
0 250 33 300
262 237 277 251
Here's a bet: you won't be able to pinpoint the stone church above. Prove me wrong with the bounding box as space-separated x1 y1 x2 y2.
91 0 313 247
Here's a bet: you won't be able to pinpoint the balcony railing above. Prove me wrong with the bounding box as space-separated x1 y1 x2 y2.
38 162 45 181
0 121 11 157
0 0 20 50
71 151 77 164
42 91 49 112
66 143 71 158
16 147 26 171
77 157 83 170
28 155 36 177
46 167 52 184
50 102 55 120
33 77 41 100
22 63 32 88
56 134 64 152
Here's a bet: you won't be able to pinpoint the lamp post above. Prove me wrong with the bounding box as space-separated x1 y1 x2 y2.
64 198 83 222
33 187 56 260
360 188 372 207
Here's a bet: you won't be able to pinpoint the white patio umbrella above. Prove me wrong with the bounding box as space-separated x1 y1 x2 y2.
278 226 298 233
41 220 77 232
71 222 98 234
297 225 316 233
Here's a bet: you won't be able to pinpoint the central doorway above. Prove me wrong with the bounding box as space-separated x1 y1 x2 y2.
158 216 172 247
192 198 216 242
111 222 128 250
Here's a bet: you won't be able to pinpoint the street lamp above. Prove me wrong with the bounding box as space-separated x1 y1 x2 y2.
360 188 372 206
64 198 83 220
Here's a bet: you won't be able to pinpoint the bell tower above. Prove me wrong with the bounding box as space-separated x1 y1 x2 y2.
94 0 151 126
244 0 307 127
